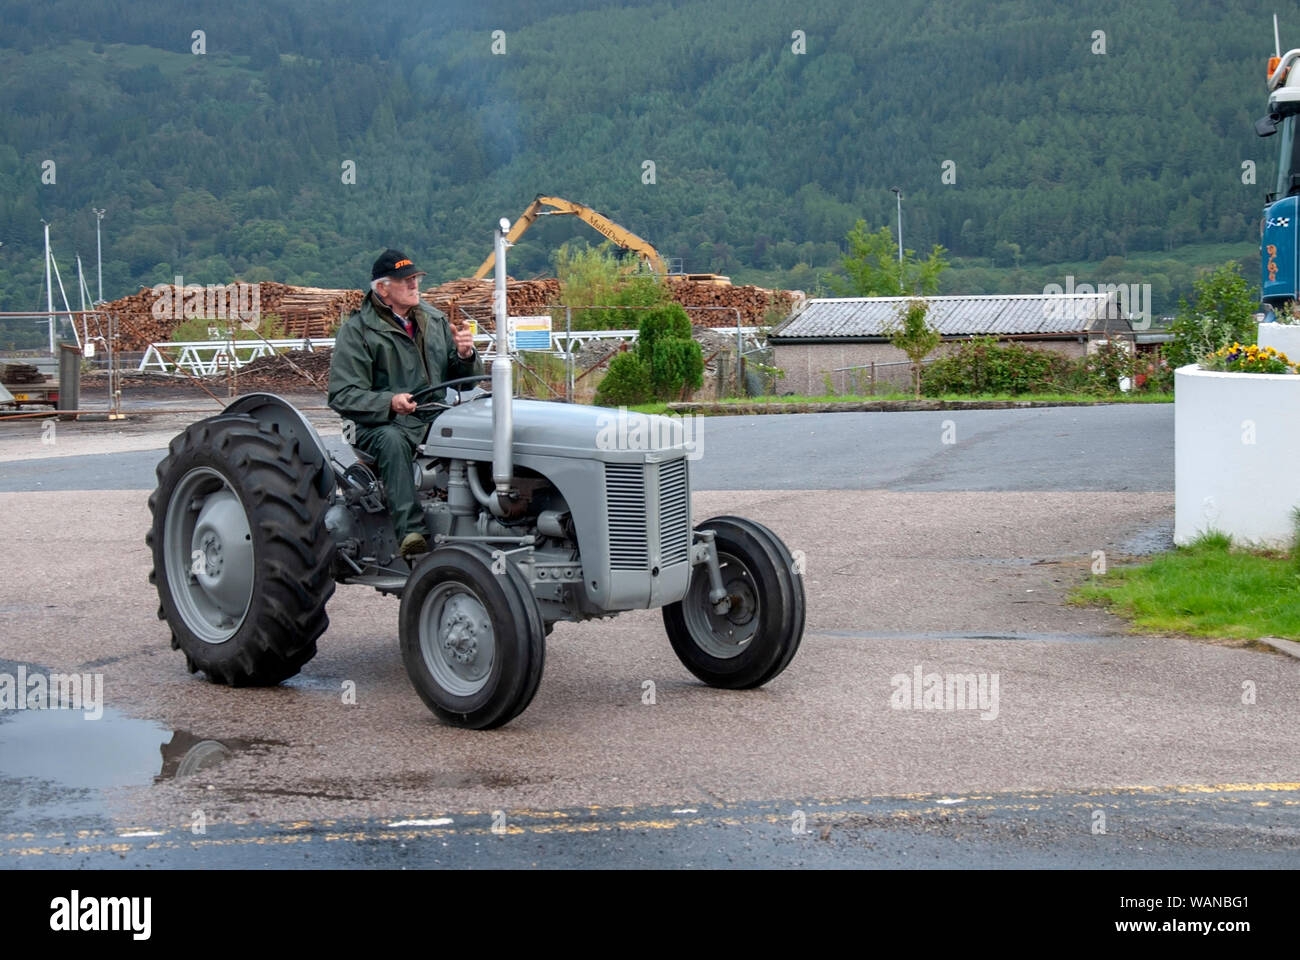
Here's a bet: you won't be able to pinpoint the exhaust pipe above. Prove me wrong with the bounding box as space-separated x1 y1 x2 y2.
491 218 513 505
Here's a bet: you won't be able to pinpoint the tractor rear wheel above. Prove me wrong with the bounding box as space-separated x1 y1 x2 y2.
400 544 546 729
146 414 335 685
663 516 805 689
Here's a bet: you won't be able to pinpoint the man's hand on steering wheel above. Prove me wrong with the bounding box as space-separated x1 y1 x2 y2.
390 393 418 415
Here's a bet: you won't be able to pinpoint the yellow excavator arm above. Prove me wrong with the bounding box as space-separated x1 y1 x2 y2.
472 195 667 279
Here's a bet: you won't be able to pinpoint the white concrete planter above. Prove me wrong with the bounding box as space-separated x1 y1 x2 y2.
1175 364 1300 547
1256 321 1300 359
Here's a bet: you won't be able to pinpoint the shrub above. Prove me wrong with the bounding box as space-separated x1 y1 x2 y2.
635 304 692 364
651 338 704 400
1132 350 1174 392
1078 340 1137 394
594 350 653 406
1165 262 1259 368
635 304 703 400
921 337 1077 396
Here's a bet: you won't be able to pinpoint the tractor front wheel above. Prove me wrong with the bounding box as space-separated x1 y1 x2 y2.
399 545 546 729
663 516 805 689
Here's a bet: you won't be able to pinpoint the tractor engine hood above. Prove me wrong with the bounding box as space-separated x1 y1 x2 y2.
426 398 694 463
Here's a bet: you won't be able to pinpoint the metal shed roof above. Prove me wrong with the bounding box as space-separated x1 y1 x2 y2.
769 294 1132 340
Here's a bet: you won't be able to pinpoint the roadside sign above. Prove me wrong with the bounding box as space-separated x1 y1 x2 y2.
510 315 552 351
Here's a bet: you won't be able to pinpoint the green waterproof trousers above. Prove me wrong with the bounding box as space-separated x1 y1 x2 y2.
354 421 426 541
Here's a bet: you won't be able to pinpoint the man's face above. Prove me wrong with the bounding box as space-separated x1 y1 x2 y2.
378 274 422 312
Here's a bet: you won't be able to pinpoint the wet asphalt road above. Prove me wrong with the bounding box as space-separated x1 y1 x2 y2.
0 404 1174 493
7 784 1298 869
1 404 1297 869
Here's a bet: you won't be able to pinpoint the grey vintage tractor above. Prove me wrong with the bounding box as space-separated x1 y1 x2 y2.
146 222 804 728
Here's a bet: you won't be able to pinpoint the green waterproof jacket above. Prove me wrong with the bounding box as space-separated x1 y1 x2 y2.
327 290 484 441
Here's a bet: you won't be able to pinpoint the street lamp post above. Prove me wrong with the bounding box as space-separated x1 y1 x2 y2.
92 208 105 304
889 187 903 294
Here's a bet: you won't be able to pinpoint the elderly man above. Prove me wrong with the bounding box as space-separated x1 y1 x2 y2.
328 249 483 559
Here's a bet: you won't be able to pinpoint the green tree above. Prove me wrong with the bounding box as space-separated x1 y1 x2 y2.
1166 262 1260 368
554 241 668 331
886 298 942 398
826 221 948 297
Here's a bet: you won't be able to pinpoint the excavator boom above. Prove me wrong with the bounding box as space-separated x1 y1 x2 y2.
472 195 667 279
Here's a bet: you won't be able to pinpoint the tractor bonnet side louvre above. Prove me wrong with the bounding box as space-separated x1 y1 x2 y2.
658 458 690 565
606 462 649 569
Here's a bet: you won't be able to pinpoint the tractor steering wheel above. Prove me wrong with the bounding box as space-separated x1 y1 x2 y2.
408 372 488 408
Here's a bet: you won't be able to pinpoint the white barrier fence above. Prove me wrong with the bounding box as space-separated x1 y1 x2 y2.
140 327 765 376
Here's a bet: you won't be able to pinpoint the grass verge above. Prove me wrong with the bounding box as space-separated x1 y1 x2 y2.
1070 531 1300 640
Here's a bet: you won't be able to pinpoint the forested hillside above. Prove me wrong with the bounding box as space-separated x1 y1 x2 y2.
0 0 1280 328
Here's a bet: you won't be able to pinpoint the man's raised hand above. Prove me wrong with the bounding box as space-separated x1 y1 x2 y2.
451 317 475 358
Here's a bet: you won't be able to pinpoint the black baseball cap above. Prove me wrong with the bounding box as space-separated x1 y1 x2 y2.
371 249 426 281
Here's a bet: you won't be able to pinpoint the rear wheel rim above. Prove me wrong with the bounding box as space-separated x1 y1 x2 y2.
163 467 254 644
419 582 495 697
682 550 759 659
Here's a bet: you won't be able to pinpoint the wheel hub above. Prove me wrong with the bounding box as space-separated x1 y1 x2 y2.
682 551 761 659
442 602 485 663
198 531 223 576
420 586 495 696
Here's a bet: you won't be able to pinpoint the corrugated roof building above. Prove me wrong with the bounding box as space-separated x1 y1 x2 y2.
768 293 1134 395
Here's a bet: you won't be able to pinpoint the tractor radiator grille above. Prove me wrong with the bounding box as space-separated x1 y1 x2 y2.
606 459 691 571
658 458 690 565
606 463 648 569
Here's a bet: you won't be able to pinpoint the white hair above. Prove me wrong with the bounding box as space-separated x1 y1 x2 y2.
369 277 389 294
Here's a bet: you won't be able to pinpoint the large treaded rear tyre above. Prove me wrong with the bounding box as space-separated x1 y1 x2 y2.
400 544 546 729
663 516 805 689
146 414 335 686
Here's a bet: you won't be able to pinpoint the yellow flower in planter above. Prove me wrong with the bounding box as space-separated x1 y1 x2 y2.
1211 342 1296 374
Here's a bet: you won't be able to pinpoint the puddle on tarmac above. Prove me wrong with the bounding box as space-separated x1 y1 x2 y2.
0 707 169 790
0 706 170 833
0 702 285 834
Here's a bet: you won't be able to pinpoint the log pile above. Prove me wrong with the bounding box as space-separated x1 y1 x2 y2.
277 288 365 339
421 275 793 329
100 274 794 349
422 278 561 331
0 363 45 384
102 282 362 349
666 277 795 328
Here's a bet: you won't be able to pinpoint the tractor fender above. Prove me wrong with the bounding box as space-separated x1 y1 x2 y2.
222 392 336 497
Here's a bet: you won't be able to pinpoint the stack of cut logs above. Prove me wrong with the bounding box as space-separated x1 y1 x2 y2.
0 363 45 384
102 282 365 349
665 276 796 327
101 275 795 350
276 288 365 339
422 278 561 332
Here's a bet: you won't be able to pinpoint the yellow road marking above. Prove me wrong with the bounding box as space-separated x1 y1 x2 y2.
6 783 1299 858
